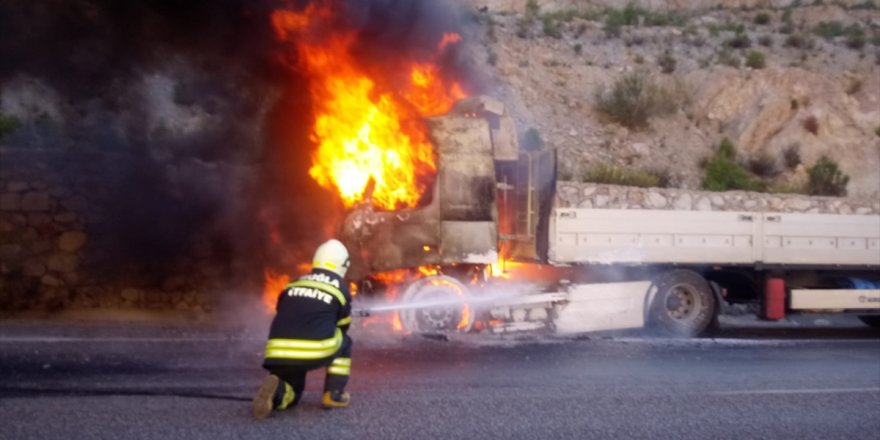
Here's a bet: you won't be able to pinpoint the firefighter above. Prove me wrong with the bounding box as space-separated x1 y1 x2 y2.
252 239 354 419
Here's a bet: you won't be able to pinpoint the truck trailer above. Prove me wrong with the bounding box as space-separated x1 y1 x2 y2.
342 96 880 337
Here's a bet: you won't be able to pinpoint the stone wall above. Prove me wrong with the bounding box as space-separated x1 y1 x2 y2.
556 181 880 214
0 148 226 314
464 0 850 13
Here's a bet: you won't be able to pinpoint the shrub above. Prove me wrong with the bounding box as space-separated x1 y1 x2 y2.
702 141 765 192
758 35 774 47
644 11 688 27
851 0 878 9
754 12 772 25
583 163 671 188
574 43 583 55
521 127 544 151
807 156 849 196
803 115 819 135
604 2 645 36
769 179 809 194
779 22 796 35
846 26 866 49
594 72 690 129
875 126 880 137
596 73 657 128
814 21 845 39
745 50 766 68
716 137 736 160
516 18 530 38
783 144 801 169
658 52 676 73
525 0 540 17
790 98 799 110
0 114 20 140
725 31 752 49
784 33 810 48
619 3 644 25
747 152 780 177
542 16 562 38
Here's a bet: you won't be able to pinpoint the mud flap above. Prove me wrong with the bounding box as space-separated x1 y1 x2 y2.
553 281 652 335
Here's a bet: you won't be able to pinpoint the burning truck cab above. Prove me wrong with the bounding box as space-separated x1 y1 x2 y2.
343 96 523 278
339 96 566 334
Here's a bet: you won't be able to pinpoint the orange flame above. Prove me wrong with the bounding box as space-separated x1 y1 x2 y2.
262 269 291 312
271 4 466 210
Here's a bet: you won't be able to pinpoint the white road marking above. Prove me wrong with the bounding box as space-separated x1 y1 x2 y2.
713 387 880 396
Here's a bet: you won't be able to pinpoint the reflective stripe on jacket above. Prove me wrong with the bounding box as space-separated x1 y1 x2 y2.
264 328 343 360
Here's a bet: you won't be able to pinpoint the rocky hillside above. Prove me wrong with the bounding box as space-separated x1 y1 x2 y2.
463 0 880 200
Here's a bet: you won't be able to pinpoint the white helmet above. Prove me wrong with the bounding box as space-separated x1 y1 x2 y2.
312 239 350 278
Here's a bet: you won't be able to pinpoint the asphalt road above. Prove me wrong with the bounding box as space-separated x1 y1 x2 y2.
1 317 878 440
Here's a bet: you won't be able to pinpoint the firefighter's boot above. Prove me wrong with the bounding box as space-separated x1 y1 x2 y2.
321 390 351 409
252 375 296 419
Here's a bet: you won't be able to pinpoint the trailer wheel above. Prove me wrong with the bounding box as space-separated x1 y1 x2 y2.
858 316 880 328
400 276 474 333
649 270 717 337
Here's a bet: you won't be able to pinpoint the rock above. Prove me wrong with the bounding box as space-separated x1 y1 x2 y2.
785 198 813 211
8 182 29 192
0 244 21 261
60 196 87 212
54 213 77 223
577 199 593 209
595 195 609 207
58 231 88 252
30 240 53 254
23 259 46 277
62 272 79 286
0 193 20 211
647 192 667 208
21 192 50 212
163 276 187 291
631 143 649 156
695 197 712 211
744 200 758 209
41 274 63 287
183 290 198 304
673 193 693 210
27 213 50 227
47 252 77 273
582 186 596 198
8 214 26 226
121 288 141 304
710 195 725 206
627 191 644 204
855 207 872 215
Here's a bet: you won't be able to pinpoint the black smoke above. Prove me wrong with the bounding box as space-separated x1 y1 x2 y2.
0 0 478 289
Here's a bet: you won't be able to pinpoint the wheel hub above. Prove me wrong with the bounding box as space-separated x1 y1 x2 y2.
665 284 698 320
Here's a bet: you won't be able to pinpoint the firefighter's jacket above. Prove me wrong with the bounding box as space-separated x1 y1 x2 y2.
263 268 352 366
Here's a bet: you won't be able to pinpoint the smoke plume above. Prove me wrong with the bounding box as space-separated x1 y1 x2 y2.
0 0 477 291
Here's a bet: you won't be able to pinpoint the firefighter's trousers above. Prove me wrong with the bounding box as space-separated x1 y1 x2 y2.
263 334 352 407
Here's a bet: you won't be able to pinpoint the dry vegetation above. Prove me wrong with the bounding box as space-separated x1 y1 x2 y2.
469 0 879 198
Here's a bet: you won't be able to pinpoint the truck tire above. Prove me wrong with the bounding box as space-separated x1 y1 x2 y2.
400 275 474 333
858 316 880 328
649 270 717 337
